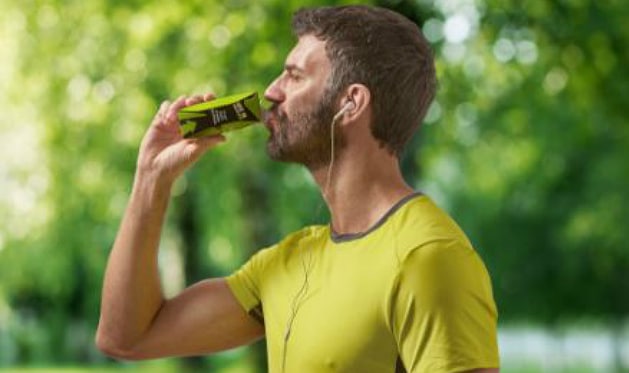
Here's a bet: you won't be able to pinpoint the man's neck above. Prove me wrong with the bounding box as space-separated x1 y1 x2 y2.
310 148 414 236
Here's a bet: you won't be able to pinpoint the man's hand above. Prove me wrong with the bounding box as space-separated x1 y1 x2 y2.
137 93 225 184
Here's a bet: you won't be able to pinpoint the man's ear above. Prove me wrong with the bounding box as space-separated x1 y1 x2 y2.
339 83 371 124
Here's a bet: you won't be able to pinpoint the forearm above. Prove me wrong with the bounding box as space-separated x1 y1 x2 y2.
97 172 172 352
96 94 225 357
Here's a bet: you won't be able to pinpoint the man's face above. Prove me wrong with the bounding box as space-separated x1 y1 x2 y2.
263 35 339 170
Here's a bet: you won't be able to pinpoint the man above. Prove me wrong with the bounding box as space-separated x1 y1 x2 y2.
96 5 500 373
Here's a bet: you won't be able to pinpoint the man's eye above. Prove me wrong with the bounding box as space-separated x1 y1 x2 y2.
288 72 302 81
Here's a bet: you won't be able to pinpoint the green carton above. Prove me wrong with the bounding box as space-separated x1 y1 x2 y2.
178 92 261 138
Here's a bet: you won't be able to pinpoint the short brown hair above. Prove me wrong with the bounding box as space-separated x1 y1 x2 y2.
292 5 437 156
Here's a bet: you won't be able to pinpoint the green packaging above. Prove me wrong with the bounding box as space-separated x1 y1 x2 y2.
178 91 261 138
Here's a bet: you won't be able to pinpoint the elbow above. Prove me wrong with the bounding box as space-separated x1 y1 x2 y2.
95 327 145 361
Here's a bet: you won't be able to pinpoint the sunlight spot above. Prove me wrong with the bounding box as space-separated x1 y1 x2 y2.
78 159 104 191
185 18 206 41
226 13 247 37
442 42 466 63
493 38 516 63
209 25 231 49
423 18 444 43
463 55 484 78
424 101 442 124
159 234 185 298
93 80 115 103
456 102 477 125
516 40 538 65
124 49 146 73
434 155 462 189
444 14 470 43
209 236 234 268
455 103 478 145
544 67 568 95
67 74 91 101
129 13 154 41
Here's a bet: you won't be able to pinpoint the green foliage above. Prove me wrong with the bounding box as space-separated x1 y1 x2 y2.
1 0 628 370
385 0 629 323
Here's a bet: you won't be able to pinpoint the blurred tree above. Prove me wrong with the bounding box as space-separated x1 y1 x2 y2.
381 0 629 369
1 0 628 371
419 0 627 323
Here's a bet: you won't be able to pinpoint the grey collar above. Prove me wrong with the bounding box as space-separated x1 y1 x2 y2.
330 191 423 243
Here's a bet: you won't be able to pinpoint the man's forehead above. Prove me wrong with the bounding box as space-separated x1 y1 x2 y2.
285 34 329 72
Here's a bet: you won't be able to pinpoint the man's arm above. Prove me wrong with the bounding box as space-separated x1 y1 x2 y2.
95 94 264 360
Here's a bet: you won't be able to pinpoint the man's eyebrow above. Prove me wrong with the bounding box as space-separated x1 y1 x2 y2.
285 64 305 73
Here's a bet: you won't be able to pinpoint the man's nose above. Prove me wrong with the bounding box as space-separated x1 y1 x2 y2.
264 76 285 105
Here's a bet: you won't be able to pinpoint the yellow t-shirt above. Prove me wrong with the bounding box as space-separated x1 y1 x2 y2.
226 193 499 372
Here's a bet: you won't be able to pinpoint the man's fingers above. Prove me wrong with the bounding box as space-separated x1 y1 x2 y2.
166 96 187 122
202 93 216 102
178 135 226 168
151 100 171 127
185 95 205 107
152 93 218 130
184 92 216 106
197 134 226 148
189 135 226 158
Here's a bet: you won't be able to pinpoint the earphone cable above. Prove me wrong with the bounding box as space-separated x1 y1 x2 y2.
281 112 342 373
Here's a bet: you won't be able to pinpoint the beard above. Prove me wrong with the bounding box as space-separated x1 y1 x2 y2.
266 90 345 170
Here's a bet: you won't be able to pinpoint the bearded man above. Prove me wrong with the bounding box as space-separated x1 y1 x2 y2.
96 5 500 372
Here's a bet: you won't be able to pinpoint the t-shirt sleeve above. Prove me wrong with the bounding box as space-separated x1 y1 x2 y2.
389 239 500 372
225 246 274 321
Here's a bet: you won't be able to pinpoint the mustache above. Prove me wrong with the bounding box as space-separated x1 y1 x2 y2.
264 103 287 122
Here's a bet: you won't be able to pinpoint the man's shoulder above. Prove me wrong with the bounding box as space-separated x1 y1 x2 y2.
389 194 474 261
276 224 328 247
394 194 459 229
256 224 328 259
237 225 327 277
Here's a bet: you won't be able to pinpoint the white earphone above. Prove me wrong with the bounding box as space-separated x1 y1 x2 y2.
333 101 355 122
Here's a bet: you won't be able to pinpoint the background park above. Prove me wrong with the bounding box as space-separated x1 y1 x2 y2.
0 0 628 372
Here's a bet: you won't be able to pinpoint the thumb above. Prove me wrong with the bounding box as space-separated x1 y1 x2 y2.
181 135 226 165
196 134 226 149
